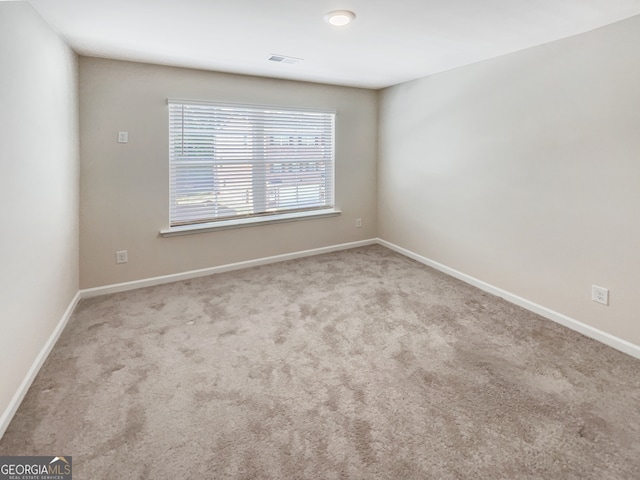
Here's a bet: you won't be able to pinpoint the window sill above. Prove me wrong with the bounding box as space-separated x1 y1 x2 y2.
160 208 341 237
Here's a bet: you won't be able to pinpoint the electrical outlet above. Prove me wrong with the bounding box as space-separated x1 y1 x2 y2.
117 131 128 143
116 250 128 264
356 218 362 228
591 285 609 306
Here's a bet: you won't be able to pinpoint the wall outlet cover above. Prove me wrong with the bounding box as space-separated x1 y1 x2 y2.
591 285 609 305
116 250 128 264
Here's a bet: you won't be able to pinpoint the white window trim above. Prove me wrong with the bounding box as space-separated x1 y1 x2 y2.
167 98 336 229
160 207 341 237
167 98 336 115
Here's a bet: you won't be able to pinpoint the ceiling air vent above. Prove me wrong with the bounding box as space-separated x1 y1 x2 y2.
268 54 302 65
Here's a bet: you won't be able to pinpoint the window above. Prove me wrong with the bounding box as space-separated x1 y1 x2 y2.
168 100 335 228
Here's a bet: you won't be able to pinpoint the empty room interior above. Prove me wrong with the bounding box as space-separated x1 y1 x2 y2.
1 0 639 478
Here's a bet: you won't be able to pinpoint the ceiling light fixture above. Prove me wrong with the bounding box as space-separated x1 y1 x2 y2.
325 10 356 27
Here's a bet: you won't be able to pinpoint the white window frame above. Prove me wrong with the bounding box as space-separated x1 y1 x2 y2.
161 99 339 236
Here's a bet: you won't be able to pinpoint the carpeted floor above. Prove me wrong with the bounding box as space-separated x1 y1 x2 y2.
1 245 639 479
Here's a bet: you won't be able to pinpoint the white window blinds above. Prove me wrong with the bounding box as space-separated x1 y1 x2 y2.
168 100 335 227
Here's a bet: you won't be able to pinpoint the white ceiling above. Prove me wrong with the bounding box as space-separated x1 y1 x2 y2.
26 0 640 89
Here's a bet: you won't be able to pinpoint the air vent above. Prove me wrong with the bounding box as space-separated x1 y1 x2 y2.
268 54 302 65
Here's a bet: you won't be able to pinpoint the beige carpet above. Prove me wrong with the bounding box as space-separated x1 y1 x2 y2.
1 245 639 479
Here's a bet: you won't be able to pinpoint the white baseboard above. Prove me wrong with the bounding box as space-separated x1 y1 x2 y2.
81 239 378 298
0 291 82 440
377 238 640 360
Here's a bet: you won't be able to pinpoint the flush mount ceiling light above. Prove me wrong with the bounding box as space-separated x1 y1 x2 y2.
325 10 356 27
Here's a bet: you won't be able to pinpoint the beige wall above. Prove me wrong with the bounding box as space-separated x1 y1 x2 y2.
0 2 79 422
79 58 377 288
379 15 640 346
